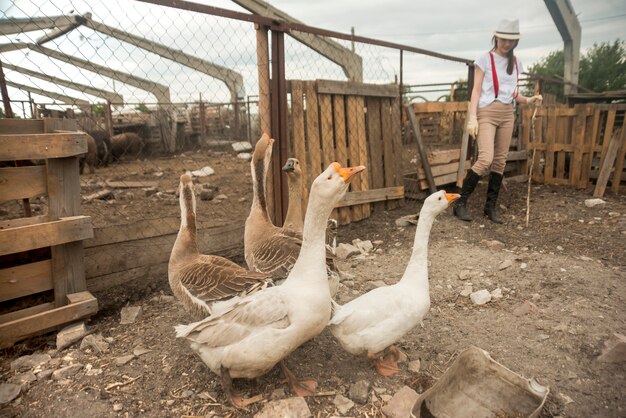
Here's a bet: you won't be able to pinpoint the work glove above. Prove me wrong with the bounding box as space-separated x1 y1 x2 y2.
527 95 543 105
467 114 478 138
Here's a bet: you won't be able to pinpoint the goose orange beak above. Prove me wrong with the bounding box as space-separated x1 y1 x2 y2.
333 162 366 183
445 192 460 204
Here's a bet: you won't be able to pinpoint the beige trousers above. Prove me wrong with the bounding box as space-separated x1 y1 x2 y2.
471 101 515 176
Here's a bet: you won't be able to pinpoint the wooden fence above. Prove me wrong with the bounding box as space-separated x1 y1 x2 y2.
520 104 626 195
286 79 405 225
0 119 97 348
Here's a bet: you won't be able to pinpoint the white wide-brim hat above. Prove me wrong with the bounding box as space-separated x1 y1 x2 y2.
494 19 521 40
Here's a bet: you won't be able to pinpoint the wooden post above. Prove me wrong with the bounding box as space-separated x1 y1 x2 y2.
199 93 206 145
594 128 622 198
456 101 471 187
270 28 288 226
256 24 274 219
103 101 114 138
407 104 436 193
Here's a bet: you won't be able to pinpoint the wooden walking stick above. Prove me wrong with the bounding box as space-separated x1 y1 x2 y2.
525 104 539 227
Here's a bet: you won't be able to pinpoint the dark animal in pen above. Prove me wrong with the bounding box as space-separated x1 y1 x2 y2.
110 132 144 161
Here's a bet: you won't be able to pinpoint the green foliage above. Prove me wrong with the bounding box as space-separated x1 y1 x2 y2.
526 39 625 100
135 103 151 113
91 104 105 116
0 108 4 118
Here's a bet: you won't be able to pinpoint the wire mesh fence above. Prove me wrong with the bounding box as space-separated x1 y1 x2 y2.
0 0 476 299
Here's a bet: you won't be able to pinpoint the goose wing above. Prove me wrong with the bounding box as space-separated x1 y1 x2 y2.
249 233 302 278
178 255 271 303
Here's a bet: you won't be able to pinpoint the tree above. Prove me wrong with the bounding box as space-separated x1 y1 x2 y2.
135 103 151 113
526 39 625 100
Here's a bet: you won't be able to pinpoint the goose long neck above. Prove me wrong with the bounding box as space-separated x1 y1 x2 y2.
284 173 303 230
251 157 271 221
402 210 436 287
173 184 199 259
288 195 330 281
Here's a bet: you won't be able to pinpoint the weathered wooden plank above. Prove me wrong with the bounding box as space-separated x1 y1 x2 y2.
305 81 323 178
87 261 168 293
507 150 528 161
0 119 45 134
0 291 97 348
290 80 309 208
105 180 159 189
597 108 617 179
416 161 471 179
418 172 466 190
569 106 587 186
456 102 471 186
594 128 622 197
0 165 47 202
0 133 88 160
544 107 557 183
365 97 385 212
0 302 54 325
85 217 180 248
0 215 49 230
413 101 469 113
0 260 53 303
318 94 335 169
580 108 601 187
408 104 435 193
555 114 568 180
336 186 404 208
611 120 626 194
333 95 351 224
381 99 398 209
389 97 403 210
316 79 398 98
346 96 364 220
0 216 93 256
85 222 244 279
354 96 371 217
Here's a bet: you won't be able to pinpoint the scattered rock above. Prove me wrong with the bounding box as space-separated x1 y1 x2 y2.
120 306 143 324
83 189 114 201
0 384 21 404
470 289 492 305
56 322 87 350
80 334 110 354
199 189 215 201
237 152 252 161
352 239 374 254
458 269 473 280
270 387 286 399
408 359 421 373
584 198 605 208
115 355 135 366
395 214 417 227
52 364 83 380
133 347 152 356
254 397 311 418
460 285 473 297
349 380 370 404
498 259 513 270
520 262 528 269
480 239 505 251
113 403 124 412
597 333 626 363
10 353 51 372
232 141 252 152
143 187 158 197
336 243 361 259
364 280 387 291
36 369 54 380
215 194 228 200
333 394 354 415
190 166 215 177
513 300 538 316
9 371 37 386
537 334 550 341
490 288 503 300
381 385 419 418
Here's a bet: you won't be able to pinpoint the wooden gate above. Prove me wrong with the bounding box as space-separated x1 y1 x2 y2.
520 103 626 195
287 79 404 225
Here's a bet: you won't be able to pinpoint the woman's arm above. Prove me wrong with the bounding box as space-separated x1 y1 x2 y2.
469 66 485 116
515 93 542 104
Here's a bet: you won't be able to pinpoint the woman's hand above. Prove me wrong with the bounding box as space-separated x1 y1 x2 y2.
527 95 543 105
467 114 479 138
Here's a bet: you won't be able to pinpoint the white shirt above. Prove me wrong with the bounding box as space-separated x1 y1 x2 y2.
474 51 523 108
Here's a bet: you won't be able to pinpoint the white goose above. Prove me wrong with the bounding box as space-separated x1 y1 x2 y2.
168 175 272 319
329 190 459 376
175 162 365 407
244 135 340 294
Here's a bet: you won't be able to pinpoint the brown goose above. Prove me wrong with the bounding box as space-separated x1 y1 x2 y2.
282 157 338 255
168 174 272 319
244 135 340 295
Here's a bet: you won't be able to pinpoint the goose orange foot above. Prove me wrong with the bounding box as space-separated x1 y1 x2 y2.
368 346 401 377
280 360 318 397
220 366 264 409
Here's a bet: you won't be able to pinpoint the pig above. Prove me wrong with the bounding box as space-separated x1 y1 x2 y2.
79 134 98 174
110 132 144 161
86 130 112 167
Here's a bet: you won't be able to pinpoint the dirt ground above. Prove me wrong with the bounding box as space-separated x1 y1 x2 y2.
1 143 625 418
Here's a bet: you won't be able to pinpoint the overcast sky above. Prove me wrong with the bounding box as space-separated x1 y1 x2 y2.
0 0 624 108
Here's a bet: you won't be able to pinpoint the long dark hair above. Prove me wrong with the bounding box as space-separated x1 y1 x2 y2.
492 36 518 75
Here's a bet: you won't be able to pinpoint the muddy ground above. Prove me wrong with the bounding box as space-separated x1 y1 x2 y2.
1 143 625 417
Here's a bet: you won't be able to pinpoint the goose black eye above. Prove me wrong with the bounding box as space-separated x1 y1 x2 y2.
327 175 333 180
438 197 442 200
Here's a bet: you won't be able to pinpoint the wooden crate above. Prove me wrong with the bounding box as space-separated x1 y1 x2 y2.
0 119 97 348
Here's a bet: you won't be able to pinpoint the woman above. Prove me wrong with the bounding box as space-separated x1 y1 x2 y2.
454 19 542 224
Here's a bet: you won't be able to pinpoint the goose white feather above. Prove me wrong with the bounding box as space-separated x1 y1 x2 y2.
329 190 459 367
175 162 365 401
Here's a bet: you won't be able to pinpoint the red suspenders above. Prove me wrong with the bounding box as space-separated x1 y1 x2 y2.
489 52 519 99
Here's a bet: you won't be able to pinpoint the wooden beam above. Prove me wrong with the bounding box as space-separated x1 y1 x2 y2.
0 214 48 230
408 104 436 193
593 129 622 197
0 216 93 256
0 132 87 160
0 165 47 202
316 80 398 98
456 102 471 186
0 119 44 134
412 101 469 113
5 80 90 105
0 291 97 348
336 186 404 208
0 260 53 303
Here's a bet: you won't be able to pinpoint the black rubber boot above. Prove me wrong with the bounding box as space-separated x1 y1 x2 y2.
484 172 504 224
453 170 480 222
